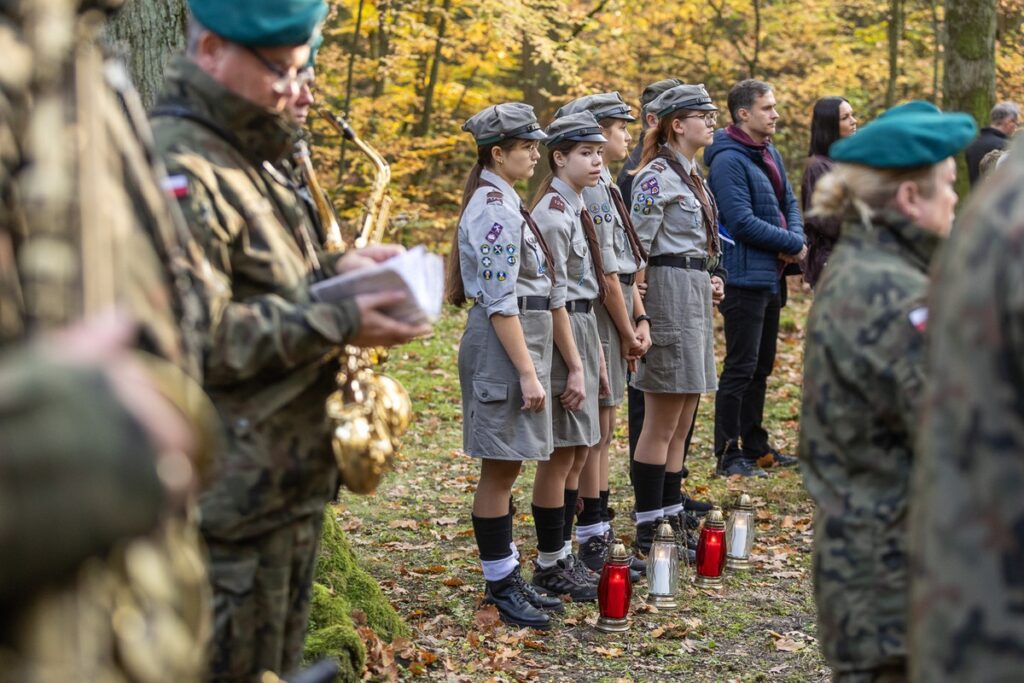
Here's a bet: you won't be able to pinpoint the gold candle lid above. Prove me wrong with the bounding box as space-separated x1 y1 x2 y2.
655 519 675 541
736 494 753 510
608 541 629 564
705 507 726 530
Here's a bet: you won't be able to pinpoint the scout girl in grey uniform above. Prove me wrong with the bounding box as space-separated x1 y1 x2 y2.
554 93 651 575
526 112 609 601
628 84 725 554
446 102 563 629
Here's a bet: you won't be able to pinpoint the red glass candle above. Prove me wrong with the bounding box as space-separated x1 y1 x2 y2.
596 542 632 632
695 508 727 588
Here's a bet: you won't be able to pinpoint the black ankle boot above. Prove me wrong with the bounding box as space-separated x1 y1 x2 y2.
484 567 551 629
634 521 658 556
510 567 563 612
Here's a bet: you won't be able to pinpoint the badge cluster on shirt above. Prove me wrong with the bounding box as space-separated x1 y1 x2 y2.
589 202 614 225
632 178 660 215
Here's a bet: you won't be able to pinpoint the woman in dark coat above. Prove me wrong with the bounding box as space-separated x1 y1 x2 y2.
801 96 857 287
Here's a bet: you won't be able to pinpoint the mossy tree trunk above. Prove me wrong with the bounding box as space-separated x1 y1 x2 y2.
304 508 408 681
105 0 188 109
944 0 996 195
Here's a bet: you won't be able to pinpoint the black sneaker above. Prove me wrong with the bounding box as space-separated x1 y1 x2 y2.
682 494 713 516
531 558 598 602
716 458 768 478
668 513 698 562
755 447 799 468
484 567 551 630
510 566 563 612
569 552 600 586
578 535 609 573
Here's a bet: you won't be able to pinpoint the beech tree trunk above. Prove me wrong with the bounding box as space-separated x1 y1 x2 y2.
944 0 996 194
105 0 188 109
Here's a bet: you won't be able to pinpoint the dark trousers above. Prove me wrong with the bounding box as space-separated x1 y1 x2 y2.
714 284 781 465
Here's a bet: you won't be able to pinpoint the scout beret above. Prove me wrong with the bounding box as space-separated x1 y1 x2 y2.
188 0 328 48
555 92 636 122
463 103 547 146
649 83 718 118
544 111 608 147
641 79 684 108
830 100 978 169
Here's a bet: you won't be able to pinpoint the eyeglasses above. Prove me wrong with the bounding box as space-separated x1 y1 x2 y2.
682 112 719 126
243 46 314 96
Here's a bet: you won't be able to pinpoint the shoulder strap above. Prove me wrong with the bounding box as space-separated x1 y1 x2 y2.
150 103 247 155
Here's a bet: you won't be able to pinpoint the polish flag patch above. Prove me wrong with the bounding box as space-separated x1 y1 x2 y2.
161 174 190 199
908 306 928 332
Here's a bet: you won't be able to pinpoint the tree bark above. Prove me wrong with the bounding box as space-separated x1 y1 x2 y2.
415 0 451 137
944 0 996 194
886 0 903 108
105 0 188 109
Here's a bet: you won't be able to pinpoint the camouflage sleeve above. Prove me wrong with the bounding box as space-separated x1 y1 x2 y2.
171 171 361 387
0 348 164 604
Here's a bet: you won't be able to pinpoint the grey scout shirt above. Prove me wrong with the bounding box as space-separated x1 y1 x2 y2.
631 147 712 258
583 166 641 276
532 176 600 309
459 168 551 317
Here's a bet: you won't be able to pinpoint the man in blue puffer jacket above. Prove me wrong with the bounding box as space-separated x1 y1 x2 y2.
704 79 806 477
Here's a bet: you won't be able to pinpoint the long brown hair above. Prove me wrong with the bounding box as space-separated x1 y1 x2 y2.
530 141 608 303
445 139 524 306
631 109 689 175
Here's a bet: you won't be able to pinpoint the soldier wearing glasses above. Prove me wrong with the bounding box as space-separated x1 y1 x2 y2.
149 1 426 679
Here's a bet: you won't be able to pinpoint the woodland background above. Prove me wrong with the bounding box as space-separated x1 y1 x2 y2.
109 0 1023 250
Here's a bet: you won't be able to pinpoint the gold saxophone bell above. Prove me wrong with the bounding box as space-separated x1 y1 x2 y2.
304 106 413 495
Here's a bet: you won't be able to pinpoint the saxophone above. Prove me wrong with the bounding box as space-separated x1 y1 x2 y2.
293 106 411 495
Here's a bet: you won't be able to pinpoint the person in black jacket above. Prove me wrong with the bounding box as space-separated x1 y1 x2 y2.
965 101 1018 187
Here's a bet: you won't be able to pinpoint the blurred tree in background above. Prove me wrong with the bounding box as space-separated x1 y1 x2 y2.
309 0 1015 251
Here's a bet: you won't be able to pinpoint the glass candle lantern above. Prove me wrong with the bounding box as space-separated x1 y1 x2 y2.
726 494 755 570
695 508 727 588
596 542 633 633
645 519 679 610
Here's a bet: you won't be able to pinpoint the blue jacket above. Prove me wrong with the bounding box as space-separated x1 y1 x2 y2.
704 129 804 291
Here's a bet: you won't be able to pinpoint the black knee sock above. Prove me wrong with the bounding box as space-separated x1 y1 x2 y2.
562 489 579 543
532 504 565 554
473 513 512 561
578 497 602 527
662 469 684 509
632 461 666 515
599 490 611 522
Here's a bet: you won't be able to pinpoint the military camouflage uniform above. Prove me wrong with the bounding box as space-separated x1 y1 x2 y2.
908 141 1024 682
151 55 361 681
0 1 211 681
799 210 941 681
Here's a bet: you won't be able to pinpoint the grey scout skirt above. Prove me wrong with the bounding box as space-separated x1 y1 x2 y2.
551 308 601 448
632 266 717 395
459 305 553 461
595 279 634 407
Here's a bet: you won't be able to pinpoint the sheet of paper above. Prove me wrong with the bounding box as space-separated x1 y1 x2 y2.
310 246 444 326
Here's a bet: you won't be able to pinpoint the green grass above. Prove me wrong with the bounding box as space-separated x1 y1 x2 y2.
333 277 828 681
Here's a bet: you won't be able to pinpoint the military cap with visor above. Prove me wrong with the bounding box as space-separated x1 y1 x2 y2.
829 100 977 169
463 103 547 146
555 92 636 122
649 84 717 118
543 112 608 147
187 0 328 47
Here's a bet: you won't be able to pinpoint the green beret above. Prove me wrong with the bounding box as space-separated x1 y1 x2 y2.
188 0 328 48
830 100 977 169
306 31 323 69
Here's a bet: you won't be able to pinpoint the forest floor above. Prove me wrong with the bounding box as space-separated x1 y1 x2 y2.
334 278 829 682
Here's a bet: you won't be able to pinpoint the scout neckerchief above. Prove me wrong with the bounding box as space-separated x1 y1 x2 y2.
478 178 556 284
656 149 720 257
607 182 648 267
579 207 608 303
